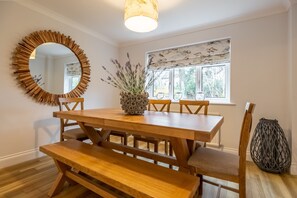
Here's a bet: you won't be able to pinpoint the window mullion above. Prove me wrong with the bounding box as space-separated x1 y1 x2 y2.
197 67 201 93
169 69 173 100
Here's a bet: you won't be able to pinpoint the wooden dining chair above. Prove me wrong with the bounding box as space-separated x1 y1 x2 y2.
179 100 209 115
133 99 172 163
188 102 255 198
179 100 210 150
58 97 88 142
148 99 171 112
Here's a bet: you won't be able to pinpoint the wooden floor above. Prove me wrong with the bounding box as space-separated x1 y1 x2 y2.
0 136 296 198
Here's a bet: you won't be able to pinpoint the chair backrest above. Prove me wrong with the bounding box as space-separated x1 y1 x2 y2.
238 102 255 172
58 97 84 140
58 97 84 112
179 100 209 115
148 99 171 112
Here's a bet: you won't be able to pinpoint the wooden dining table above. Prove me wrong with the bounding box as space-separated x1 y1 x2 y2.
53 108 224 172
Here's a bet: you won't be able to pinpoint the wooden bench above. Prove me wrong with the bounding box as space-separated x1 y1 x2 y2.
40 140 199 198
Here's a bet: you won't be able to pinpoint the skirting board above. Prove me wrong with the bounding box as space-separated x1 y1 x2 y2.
290 163 297 175
0 148 44 169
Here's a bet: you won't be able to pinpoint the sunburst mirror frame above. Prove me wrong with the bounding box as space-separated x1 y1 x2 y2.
12 30 90 105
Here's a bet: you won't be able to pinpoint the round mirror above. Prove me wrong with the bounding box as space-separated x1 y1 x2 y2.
29 43 81 94
13 30 90 105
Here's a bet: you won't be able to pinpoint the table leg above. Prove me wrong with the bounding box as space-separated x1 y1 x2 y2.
78 122 111 145
98 129 112 145
170 138 191 173
186 139 196 155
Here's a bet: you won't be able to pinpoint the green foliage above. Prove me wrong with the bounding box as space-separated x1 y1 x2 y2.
183 67 196 99
202 66 225 98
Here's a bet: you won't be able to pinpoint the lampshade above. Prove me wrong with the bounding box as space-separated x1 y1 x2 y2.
124 0 158 33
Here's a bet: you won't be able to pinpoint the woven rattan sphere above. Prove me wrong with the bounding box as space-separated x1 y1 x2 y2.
120 92 149 115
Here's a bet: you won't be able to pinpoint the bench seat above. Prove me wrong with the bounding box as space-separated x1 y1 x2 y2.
40 140 199 198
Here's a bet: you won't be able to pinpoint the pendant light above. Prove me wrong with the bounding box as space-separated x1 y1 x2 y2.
124 0 158 33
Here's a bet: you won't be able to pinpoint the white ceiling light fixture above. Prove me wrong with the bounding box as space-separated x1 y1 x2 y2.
124 0 158 33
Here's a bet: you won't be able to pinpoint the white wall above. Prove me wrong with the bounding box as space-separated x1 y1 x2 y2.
289 3 297 174
29 56 46 90
51 56 66 94
0 1 120 168
120 13 290 160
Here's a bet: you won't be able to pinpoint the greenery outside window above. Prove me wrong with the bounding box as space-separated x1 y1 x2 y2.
149 63 230 103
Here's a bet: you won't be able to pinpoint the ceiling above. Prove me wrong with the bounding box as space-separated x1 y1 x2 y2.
14 0 296 46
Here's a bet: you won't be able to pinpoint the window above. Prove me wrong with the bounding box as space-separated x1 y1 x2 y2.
149 64 230 102
65 75 80 92
64 62 81 93
152 70 170 99
147 38 231 103
173 66 196 100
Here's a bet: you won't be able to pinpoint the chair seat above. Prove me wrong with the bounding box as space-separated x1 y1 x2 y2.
188 147 239 182
62 128 88 140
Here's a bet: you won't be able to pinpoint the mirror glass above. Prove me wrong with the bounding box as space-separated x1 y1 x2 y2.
29 43 81 94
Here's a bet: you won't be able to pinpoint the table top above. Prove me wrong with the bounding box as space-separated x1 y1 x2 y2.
54 108 224 142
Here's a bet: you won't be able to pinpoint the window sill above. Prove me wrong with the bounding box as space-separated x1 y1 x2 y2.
209 102 236 106
171 101 236 106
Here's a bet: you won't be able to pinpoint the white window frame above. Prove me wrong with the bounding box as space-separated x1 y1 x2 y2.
149 63 230 103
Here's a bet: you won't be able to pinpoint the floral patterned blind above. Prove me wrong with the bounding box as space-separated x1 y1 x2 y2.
147 38 230 69
66 62 81 76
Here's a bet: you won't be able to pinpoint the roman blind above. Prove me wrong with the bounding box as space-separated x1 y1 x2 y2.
66 62 81 76
147 38 230 69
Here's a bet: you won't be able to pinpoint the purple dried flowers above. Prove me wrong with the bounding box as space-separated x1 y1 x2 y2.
101 53 163 94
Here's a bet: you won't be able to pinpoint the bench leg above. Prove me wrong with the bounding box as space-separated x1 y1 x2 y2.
48 172 67 197
48 160 75 197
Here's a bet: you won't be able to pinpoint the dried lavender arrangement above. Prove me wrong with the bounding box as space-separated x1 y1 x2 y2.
101 53 163 114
